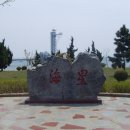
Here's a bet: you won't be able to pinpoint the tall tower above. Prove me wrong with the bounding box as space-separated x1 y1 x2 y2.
50 29 56 55
50 29 62 55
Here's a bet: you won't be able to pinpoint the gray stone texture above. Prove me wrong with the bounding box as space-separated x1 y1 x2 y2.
27 52 106 102
71 53 105 100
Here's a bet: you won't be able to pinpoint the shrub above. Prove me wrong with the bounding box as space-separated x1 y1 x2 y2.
112 64 117 69
101 63 106 68
16 66 21 71
114 69 128 81
22 66 27 70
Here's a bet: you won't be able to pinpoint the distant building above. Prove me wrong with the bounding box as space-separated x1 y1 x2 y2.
39 51 50 64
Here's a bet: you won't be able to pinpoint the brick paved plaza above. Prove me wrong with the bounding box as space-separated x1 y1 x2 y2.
0 96 130 130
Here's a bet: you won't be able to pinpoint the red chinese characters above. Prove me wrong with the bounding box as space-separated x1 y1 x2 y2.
77 69 88 85
50 68 61 84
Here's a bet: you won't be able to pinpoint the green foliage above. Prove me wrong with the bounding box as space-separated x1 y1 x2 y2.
32 51 41 66
96 49 104 62
67 37 78 62
101 68 130 93
22 66 27 70
101 63 106 68
0 39 13 71
16 66 27 71
109 25 130 70
114 69 128 81
56 50 67 58
86 41 103 62
16 66 21 71
91 41 96 54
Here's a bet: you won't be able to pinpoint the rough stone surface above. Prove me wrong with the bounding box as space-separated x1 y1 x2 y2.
28 57 71 101
27 52 106 102
71 53 105 100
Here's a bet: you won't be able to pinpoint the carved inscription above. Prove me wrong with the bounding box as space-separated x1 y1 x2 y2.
50 68 61 84
77 69 88 85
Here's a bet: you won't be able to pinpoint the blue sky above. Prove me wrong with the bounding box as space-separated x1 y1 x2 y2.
0 0 130 58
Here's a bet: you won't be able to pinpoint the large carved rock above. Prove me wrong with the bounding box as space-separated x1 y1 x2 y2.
71 53 105 100
26 52 105 103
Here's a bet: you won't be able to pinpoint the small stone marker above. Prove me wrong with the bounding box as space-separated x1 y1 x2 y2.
26 52 105 104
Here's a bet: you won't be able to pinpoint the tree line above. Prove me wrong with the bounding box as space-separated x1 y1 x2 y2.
0 39 13 71
1 24 130 71
33 36 103 67
34 25 130 69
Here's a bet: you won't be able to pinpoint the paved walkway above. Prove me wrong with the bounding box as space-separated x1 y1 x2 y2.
0 96 130 130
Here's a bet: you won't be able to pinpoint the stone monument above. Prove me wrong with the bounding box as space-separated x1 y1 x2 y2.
25 52 106 104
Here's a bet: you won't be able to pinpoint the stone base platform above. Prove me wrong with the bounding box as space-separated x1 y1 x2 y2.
25 98 102 104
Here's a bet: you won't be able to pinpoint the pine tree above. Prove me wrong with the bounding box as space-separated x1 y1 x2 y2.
87 47 90 53
32 51 41 66
86 41 103 62
7 47 13 66
108 25 130 69
91 41 96 54
0 39 13 71
67 37 78 62
96 49 103 62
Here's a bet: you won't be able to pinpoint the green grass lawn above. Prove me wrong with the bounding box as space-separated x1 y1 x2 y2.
102 68 130 93
0 71 27 80
0 68 130 94
0 71 28 94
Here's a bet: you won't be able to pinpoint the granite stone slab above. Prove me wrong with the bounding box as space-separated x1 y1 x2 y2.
27 52 106 103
